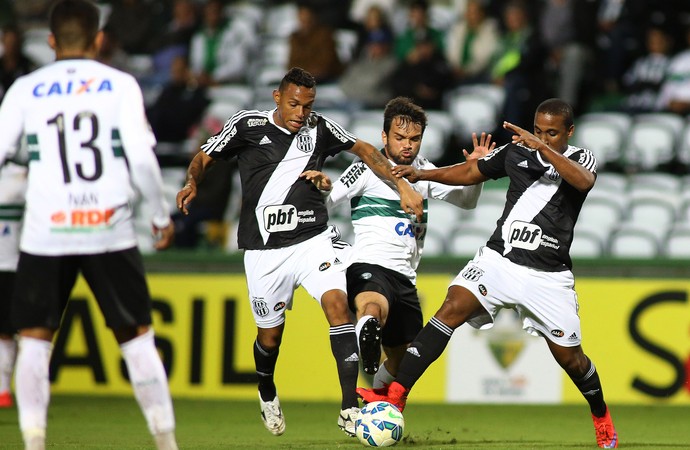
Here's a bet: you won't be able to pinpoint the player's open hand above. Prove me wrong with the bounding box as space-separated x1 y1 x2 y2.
152 221 174 250
503 121 541 151
300 170 332 191
176 182 197 215
391 165 421 183
464 132 495 160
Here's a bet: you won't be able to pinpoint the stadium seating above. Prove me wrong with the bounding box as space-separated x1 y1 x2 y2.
445 86 502 138
625 113 685 171
572 112 632 170
570 229 605 258
608 224 661 258
448 224 491 257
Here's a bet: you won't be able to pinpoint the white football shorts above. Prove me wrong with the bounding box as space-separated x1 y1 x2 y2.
244 227 348 328
450 246 582 347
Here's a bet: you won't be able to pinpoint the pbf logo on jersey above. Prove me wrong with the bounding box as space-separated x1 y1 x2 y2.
509 221 542 251
50 208 115 231
550 329 565 338
319 261 331 271
295 131 314 153
263 204 298 232
32 78 113 97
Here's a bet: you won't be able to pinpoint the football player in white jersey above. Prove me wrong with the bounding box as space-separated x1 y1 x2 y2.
176 68 424 437
358 98 619 449
301 97 491 382
0 1 178 449
0 161 26 409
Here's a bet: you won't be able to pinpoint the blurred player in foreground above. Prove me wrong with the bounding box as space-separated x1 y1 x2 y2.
357 98 619 448
0 160 26 409
0 1 177 448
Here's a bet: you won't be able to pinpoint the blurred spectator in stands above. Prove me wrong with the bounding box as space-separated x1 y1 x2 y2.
352 4 395 59
97 25 130 72
12 1 51 29
147 0 199 87
0 25 38 103
595 0 648 95
189 0 258 86
389 0 451 110
287 2 344 84
490 0 548 143
445 0 500 86
147 55 210 166
0 0 16 28
340 15 398 109
350 0 395 26
172 106 236 249
106 0 155 55
539 0 598 115
394 0 445 62
620 26 673 114
656 25 690 116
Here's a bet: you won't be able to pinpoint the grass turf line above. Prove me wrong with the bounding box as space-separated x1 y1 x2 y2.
0 395 689 449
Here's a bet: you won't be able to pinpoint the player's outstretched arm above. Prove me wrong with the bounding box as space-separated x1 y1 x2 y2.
177 151 215 215
503 121 595 192
392 159 487 186
464 132 495 160
350 140 424 222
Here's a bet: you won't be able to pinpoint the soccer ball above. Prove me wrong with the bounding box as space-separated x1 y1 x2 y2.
355 401 405 447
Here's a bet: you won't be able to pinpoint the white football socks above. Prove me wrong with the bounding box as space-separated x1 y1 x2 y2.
120 329 177 448
0 337 17 393
373 359 395 389
15 336 52 447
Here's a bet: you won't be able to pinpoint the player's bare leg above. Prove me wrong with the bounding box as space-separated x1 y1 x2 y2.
321 289 359 436
547 342 617 448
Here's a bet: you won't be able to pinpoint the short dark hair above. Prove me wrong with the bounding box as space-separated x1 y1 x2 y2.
383 97 427 135
49 0 100 51
279 67 316 92
536 98 574 129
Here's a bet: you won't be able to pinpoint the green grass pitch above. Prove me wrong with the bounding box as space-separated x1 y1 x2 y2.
1 396 689 449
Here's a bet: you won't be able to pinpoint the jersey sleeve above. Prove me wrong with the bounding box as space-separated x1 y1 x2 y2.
200 110 248 160
476 143 510 180
423 159 483 209
570 147 598 175
318 115 357 157
326 161 368 209
0 80 26 164
118 76 170 228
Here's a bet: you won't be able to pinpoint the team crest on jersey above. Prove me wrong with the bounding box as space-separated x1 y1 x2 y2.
252 297 269 317
295 131 314 153
461 265 484 282
544 165 560 182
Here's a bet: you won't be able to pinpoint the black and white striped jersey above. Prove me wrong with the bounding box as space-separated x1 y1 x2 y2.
201 109 356 249
476 143 597 271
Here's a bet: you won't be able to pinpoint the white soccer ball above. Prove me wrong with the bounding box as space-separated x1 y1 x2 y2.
355 401 405 447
